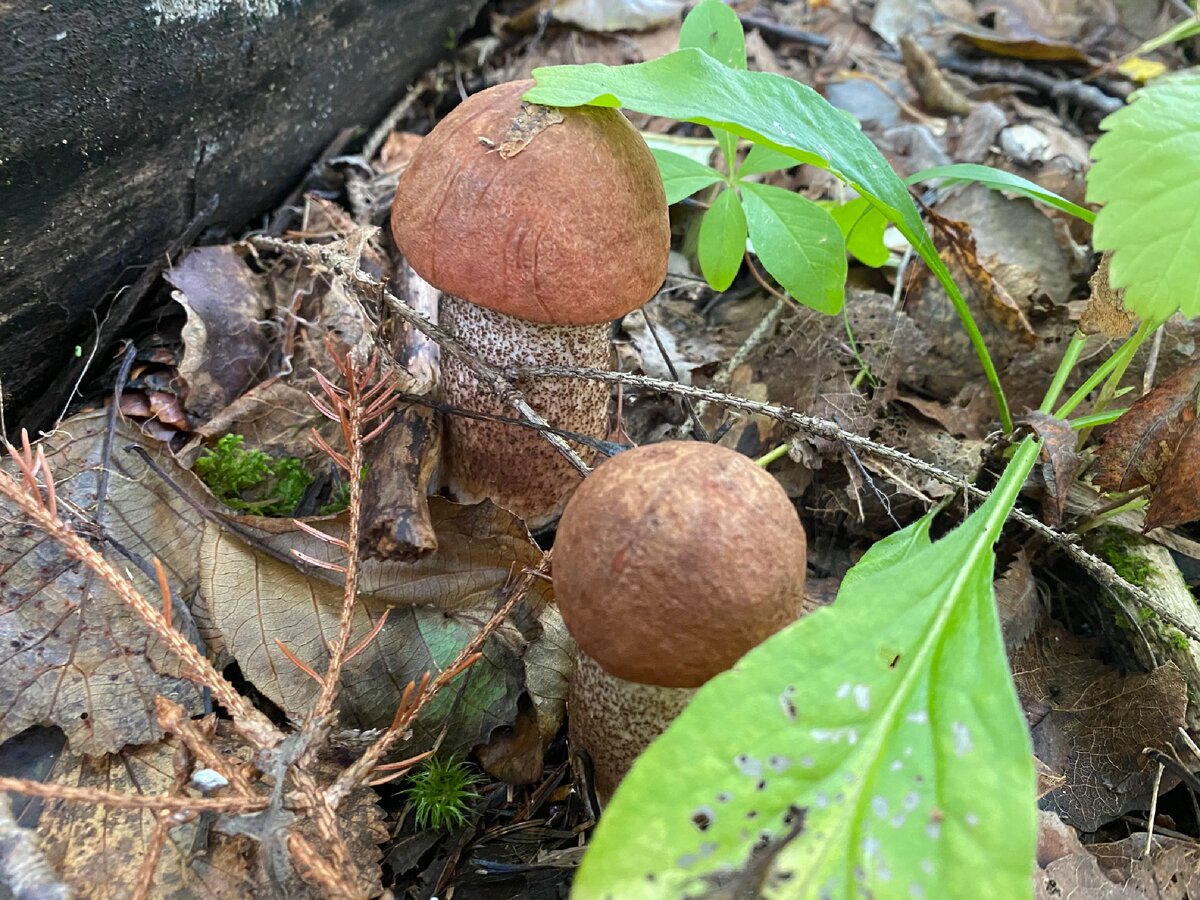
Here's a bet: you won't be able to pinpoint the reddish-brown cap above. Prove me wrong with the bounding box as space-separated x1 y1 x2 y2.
391 79 669 326
553 441 808 689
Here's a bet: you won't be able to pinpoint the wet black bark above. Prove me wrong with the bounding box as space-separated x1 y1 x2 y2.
0 0 483 427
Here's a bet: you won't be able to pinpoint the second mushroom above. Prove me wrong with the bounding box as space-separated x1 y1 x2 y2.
391 79 670 528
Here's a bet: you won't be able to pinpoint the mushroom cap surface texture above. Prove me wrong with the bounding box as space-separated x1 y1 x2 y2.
391 79 668 326
553 441 808 689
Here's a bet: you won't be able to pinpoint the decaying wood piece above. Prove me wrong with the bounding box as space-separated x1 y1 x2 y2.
361 262 441 560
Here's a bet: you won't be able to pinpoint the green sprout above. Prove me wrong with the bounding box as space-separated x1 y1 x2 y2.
194 433 313 517
403 757 481 832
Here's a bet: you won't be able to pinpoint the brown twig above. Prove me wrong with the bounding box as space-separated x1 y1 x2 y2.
304 351 397 725
510 365 1200 643
246 234 591 477
0 777 267 814
325 555 549 810
0 434 282 751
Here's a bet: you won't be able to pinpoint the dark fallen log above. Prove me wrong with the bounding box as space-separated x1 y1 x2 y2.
0 0 485 430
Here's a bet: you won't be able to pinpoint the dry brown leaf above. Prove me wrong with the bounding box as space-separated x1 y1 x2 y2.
199 500 561 752
167 246 271 422
951 0 1100 63
925 208 1038 347
996 550 1039 649
37 730 387 899
1094 836 1200 899
1145 420 1200 530
1035 853 1134 900
377 131 423 174
0 411 206 754
1021 411 1080 527
1094 355 1200 493
37 737 254 898
1081 254 1136 339
900 33 974 116
1013 624 1188 831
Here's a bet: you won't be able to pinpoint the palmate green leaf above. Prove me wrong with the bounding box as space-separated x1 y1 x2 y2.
830 197 890 268
1087 72 1200 321
525 50 930 256
678 2 745 177
698 187 747 291
907 164 1095 224
524 45 1013 429
741 182 846 314
651 148 725 204
573 438 1042 900
678 0 746 70
738 142 799 178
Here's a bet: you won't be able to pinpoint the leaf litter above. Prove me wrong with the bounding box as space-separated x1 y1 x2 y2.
6 0 1200 896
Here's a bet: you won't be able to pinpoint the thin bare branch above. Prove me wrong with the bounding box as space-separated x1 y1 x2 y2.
247 234 590 477
510 365 1200 642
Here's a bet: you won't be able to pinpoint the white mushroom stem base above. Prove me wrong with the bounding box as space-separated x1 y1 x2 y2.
569 651 695 807
440 294 611 528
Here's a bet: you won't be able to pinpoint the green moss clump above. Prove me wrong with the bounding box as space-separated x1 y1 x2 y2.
195 434 313 517
1094 529 1156 588
1170 629 1190 652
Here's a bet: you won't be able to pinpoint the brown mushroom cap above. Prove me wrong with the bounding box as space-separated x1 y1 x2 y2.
553 441 808 689
391 79 669 326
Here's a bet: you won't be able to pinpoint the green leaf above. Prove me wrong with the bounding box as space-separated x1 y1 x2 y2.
741 182 846 314
907 163 1095 224
678 0 746 70
525 50 928 254
642 133 718 167
1087 72 1200 321
698 187 747 291
524 48 1013 430
714 127 740 174
573 438 1042 900
737 142 799 178
831 197 891 268
651 148 725 204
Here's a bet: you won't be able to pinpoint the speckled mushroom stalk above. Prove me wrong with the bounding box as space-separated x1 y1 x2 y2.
552 441 810 805
391 79 669 528
437 296 610 523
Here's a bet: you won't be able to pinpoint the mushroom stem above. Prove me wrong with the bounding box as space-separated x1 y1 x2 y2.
569 652 695 806
440 294 610 528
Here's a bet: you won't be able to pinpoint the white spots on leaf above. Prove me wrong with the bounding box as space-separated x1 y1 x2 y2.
903 746 914 757
965 811 979 828
878 865 892 882
800 755 815 769
952 721 974 756
903 792 920 812
769 755 791 772
810 727 855 744
861 836 880 860
926 821 941 840
734 754 763 778
921 860 934 875
835 682 872 711
906 710 928 725
871 796 888 819
853 684 871 711
910 884 926 898
890 760 903 772
814 792 830 809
